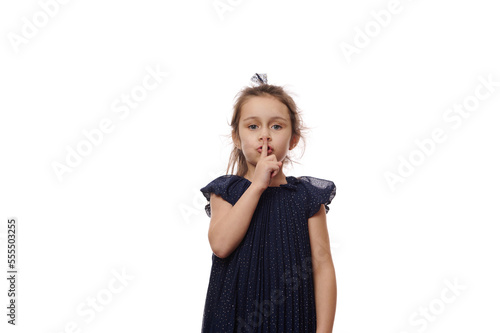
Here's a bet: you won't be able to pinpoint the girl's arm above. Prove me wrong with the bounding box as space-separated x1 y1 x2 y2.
309 204 337 333
208 183 265 258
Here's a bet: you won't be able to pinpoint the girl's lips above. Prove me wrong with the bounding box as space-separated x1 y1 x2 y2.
257 147 273 153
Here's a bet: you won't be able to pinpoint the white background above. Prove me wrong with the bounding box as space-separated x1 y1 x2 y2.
1 0 499 332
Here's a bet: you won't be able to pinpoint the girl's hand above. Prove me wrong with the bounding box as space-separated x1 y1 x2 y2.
252 138 283 190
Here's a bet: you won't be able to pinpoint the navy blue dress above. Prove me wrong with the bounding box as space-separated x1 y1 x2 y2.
200 174 336 333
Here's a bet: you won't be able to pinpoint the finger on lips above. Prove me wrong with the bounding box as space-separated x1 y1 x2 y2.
261 138 267 157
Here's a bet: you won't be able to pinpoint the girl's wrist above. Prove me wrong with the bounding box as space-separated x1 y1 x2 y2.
248 182 266 195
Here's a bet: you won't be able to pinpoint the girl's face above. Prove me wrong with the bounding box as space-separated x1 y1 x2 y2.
234 95 298 168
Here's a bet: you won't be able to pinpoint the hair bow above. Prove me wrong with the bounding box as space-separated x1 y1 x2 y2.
250 73 268 86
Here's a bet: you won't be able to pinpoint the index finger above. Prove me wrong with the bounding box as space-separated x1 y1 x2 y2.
261 138 268 158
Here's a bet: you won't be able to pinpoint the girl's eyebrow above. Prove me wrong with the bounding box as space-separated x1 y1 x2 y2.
242 116 288 122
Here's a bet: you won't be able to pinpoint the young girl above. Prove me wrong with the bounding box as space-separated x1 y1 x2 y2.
200 74 337 332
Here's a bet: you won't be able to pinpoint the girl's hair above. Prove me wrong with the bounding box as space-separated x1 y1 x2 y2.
225 83 309 177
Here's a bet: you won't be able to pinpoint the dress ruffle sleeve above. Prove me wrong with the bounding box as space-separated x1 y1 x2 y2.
300 176 336 219
200 175 248 218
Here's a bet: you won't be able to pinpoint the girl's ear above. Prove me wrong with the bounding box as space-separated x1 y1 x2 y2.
289 134 299 150
232 131 241 149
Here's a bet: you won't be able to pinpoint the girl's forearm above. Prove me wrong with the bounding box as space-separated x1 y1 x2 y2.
209 183 265 258
314 265 337 333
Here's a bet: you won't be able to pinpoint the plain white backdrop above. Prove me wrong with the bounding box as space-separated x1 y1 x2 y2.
1 0 499 332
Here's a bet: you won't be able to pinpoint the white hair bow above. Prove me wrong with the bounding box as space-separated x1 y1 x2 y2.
250 73 267 86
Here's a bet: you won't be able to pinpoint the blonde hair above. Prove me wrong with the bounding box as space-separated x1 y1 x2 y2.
225 83 309 176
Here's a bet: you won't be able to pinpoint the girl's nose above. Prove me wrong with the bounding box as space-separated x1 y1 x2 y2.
260 130 271 140
260 135 271 142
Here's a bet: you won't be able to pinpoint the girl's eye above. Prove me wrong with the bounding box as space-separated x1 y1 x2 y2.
247 124 282 130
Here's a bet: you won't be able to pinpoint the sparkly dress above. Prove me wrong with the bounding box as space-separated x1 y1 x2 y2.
200 174 336 332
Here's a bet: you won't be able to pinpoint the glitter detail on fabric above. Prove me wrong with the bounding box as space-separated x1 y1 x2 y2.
200 174 336 332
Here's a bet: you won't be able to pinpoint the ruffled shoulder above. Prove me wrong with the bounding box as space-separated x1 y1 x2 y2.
200 175 250 218
298 176 336 219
